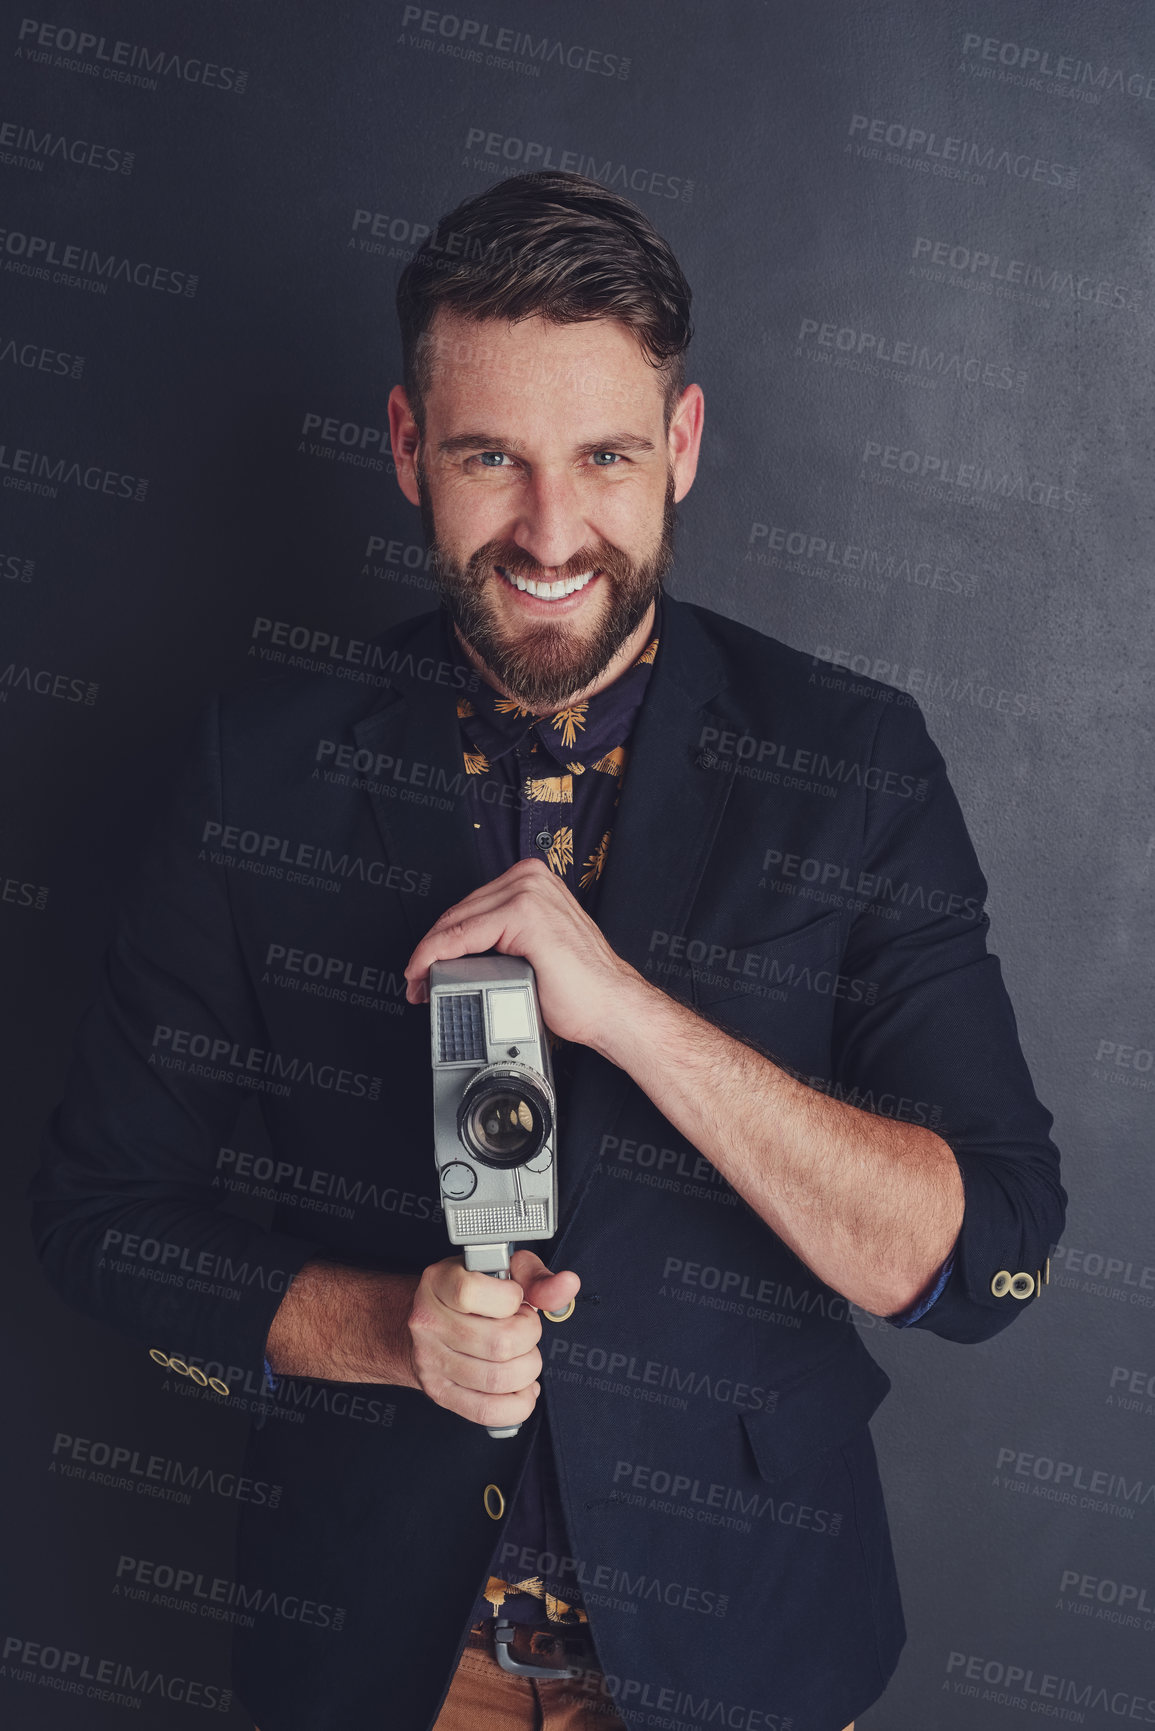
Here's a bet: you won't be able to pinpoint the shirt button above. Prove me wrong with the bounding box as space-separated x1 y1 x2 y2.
534 830 553 851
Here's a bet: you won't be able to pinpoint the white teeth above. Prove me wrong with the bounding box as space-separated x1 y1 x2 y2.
497 566 596 601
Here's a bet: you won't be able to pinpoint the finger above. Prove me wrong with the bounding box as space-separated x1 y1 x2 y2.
431 1307 543 1364
445 1382 541 1431
405 906 532 1000
428 1258 527 1319
442 1342 543 1397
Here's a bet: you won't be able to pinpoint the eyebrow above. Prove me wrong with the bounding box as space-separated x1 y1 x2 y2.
436 431 657 457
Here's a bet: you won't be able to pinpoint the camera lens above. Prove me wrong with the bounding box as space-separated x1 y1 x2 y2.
457 1070 552 1169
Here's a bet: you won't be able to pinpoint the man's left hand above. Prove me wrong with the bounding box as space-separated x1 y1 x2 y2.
404 858 643 1053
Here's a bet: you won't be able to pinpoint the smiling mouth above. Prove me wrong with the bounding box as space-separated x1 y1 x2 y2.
496 564 599 601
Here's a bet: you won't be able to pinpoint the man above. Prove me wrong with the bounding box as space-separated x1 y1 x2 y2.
30 173 1064 1731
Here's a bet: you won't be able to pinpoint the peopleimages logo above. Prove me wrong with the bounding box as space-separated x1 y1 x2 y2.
910 235 1143 311
847 111 1078 190
114 1555 346 1633
0 118 133 174
0 437 146 502
400 7 630 79
15 19 249 94
2 1634 231 1713
0 225 198 297
0 335 84 381
795 315 1026 393
747 521 982 598
960 32 1155 103
995 1444 1155 1520
946 1652 1155 1722
860 438 1082 513
0 662 98 705
464 126 692 202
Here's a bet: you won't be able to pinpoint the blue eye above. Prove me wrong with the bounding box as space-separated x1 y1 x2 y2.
590 451 621 466
477 452 509 467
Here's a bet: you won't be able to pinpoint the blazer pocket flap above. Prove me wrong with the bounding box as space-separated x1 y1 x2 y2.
739 1343 891 1485
690 911 842 1009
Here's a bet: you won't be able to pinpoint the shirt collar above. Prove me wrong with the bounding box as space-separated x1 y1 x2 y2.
445 591 664 767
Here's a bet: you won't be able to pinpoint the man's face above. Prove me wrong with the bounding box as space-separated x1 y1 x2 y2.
389 311 702 711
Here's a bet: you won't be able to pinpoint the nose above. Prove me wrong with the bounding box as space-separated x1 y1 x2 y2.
507 468 594 573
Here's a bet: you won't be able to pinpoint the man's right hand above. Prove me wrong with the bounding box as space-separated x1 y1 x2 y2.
407 1249 580 1430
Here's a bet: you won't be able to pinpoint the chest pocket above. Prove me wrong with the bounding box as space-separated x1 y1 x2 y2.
688 910 843 1076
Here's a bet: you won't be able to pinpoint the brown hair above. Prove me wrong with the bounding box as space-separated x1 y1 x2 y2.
395 170 693 432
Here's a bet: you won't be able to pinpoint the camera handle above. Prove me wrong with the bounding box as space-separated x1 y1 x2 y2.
464 1242 523 1439
463 1241 574 1440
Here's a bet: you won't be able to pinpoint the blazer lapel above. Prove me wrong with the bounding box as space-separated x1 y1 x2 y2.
553 592 736 1242
351 611 485 945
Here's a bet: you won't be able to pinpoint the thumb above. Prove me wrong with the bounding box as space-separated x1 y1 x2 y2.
509 1248 580 1313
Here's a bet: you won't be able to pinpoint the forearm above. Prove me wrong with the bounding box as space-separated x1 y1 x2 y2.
264 1260 423 1387
597 975 964 1316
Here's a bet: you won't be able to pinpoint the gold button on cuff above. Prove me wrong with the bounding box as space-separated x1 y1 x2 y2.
542 1297 576 1323
991 1271 1012 1298
188 1365 208 1386
1043 1257 1050 1286
168 1357 190 1376
149 1348 170 1367
208 1377 231 1397
1010 1272 1036 1300
483 1483 505 1521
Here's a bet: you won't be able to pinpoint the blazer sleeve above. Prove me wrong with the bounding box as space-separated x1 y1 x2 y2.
27 695 327 1378
830 693 1066 1344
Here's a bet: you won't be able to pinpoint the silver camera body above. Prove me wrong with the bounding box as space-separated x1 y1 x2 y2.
429 955 558 1281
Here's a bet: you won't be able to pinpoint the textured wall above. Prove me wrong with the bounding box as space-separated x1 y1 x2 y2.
3 2 1153 1726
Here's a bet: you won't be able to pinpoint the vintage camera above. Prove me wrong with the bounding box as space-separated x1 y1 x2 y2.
428 955 559 1438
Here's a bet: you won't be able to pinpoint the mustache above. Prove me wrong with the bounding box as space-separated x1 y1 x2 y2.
450 539 631 587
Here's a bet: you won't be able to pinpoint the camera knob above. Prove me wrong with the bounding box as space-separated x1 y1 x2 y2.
439 1161 477 1200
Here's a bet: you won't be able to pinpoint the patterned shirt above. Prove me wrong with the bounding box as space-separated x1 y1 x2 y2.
444 594 663 1629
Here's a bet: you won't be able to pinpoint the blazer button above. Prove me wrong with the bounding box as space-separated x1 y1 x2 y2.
542 1296 576 1322
483 1484 505 1521
1010 1272 1036 1300
991 1271 1012 1297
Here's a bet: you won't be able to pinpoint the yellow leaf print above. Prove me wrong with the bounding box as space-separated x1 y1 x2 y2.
546 826 573 876
525 774 573 804
550 704 588 749
636 636 658 665
456 695 475 719
592 745 627 777
494 695 532 719
580 830 611 889
566 761 586 775
463 749 489 775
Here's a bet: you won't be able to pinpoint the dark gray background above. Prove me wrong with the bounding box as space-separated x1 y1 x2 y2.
2 2 1152 1726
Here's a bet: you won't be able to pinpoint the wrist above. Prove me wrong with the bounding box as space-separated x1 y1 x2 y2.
590 965 668 1068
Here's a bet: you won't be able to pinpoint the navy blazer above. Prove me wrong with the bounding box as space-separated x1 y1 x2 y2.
29 594 1065 1731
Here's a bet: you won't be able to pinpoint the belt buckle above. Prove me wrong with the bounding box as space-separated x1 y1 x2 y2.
492 1617 583 1680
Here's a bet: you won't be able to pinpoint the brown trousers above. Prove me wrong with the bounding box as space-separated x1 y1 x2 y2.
257 1623 856 1730
428 1622 855 1731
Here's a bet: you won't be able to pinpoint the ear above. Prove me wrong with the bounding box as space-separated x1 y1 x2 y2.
667 383 704 503
388 384 422 508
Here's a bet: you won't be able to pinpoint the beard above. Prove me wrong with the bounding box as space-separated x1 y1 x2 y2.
417 459 677 711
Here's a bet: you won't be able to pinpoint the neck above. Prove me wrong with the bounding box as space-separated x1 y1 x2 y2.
452 599 657 718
